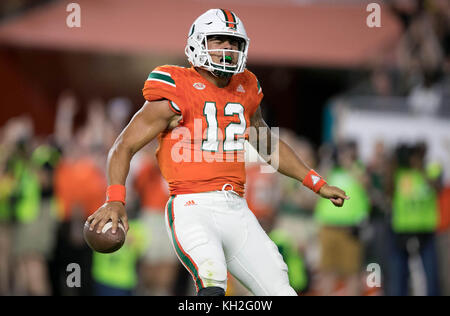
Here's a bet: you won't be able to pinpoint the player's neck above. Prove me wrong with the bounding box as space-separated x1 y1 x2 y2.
195 68 231 88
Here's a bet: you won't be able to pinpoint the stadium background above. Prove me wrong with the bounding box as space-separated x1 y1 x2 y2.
0 0 449 296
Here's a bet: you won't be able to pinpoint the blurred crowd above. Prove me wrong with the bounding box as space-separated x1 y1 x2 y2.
0 0 54 20
351 0 450 109
0 93 187 296
0 91 449 296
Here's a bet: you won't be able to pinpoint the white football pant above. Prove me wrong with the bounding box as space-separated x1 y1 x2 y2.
164 186 297 296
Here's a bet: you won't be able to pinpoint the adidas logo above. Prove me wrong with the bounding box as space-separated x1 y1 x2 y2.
311 175 321 186
184 200 197 207
236 84 245 93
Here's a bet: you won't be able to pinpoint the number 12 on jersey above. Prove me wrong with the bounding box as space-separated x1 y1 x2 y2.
202 102 246 152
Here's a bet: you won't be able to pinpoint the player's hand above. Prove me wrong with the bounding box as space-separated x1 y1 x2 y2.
86 201 129 234
318 184 350 207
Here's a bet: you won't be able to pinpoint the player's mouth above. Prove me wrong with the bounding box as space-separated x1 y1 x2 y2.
220 56 234 65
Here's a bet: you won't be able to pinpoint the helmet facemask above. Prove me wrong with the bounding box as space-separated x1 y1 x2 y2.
185 9 250 79
186 32 248 78
204 34 247 78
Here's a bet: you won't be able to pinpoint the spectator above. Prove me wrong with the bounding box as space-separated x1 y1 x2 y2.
269 229 309 294
364 140 392 295
245 161 281 233
49 93 109 296
275 130 319 259
0 169 13 295
437 182 450 296
387 142 441 296
407 69 444 116
315 140 370 296
106 97 132 137
133 143 179 296
0 119 23 295
7 129 55 295
92 217 148 296
393 0 444 89
428 0 450 72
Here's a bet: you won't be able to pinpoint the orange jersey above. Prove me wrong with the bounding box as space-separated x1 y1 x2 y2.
142 65 263 196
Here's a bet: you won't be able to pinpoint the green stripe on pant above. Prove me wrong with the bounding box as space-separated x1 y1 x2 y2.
167 196 204 291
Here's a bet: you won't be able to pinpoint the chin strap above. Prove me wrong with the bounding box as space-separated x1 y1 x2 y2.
213 69 234 79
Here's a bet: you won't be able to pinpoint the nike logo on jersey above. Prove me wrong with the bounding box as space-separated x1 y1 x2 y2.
184 200 197 206
236 84 245 93
193 82 206 90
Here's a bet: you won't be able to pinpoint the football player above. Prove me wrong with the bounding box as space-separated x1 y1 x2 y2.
87 8 349 296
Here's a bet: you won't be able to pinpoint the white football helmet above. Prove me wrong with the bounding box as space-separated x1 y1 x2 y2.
185 9 249 78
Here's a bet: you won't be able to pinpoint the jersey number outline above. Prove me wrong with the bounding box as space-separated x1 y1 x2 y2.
202 102 246 152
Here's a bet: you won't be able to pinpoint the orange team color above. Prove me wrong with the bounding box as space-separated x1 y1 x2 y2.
54 157 107 220
142 65 263 197
438 187 450 232
134 158 169 212
245 163 278 221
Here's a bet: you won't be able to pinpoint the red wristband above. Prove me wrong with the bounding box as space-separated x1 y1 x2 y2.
302 169 326 193
106 185 126 205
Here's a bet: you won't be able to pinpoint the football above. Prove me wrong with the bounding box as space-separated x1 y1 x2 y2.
83 220 126 253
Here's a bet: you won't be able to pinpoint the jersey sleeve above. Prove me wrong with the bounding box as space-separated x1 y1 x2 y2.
142 66 183 115
255 78 263 106
245 70 264 117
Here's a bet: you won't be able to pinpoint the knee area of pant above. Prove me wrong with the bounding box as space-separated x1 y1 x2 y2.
198 259 227 288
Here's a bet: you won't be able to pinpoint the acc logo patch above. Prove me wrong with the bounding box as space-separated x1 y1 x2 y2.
193 82 206 90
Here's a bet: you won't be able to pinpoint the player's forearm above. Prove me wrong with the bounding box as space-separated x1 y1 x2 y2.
250 108 311 182
106 137 134 186
253 124 311 182
275 139 311 182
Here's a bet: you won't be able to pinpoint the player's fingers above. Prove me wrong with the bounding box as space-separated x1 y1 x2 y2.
89 215 102 231
330 197 344 207
87 205 105 225
87 212 98 223
120 215 129 233
110 213 119 234
334 189 350 200
96 216 110 234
